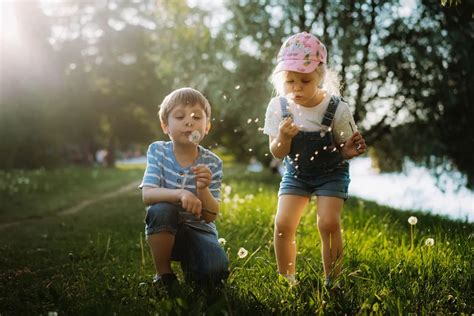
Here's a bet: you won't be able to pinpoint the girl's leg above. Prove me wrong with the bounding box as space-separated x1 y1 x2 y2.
274 194 309 276
316 196 344 281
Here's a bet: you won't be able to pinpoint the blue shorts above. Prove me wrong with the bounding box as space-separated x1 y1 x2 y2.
278 164 350 200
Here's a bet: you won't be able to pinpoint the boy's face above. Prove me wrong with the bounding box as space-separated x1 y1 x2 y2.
161 103 210 146
283 71 320 107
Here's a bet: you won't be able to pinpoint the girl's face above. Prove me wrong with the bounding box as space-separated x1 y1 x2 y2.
161 103 210 146
283 71 322 107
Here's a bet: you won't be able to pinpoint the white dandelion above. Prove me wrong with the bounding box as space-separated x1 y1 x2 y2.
425 238 434 247
237 247 248 259
408 216 418 225
188 130 201 145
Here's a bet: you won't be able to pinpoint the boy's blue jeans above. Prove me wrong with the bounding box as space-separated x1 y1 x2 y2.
144 203 229 286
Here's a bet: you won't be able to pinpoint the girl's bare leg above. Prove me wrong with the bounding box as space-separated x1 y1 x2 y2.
274 195 309 277
316 196 344 281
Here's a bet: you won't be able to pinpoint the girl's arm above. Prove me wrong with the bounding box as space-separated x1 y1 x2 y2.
338 131 366 159
269 117 299 158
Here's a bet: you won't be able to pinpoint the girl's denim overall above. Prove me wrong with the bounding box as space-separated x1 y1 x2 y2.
278 96 351 200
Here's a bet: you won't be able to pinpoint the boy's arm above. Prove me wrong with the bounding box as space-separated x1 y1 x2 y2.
143 186 203 218
197 187 219 223
193 163 221 223
142 186 182 205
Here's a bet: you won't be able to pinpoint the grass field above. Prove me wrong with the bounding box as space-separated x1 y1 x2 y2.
0 165 472 315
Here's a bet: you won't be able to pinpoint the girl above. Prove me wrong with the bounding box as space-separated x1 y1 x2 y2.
263 32 366 286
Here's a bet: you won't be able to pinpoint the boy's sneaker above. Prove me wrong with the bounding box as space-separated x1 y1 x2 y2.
153 273 178 293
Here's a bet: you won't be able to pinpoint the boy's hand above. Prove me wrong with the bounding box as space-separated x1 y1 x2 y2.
179 190 202 218
192 164 212 189
342 131 367 158
278 117 299 140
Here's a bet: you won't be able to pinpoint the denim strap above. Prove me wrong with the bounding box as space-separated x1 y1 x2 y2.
279 97 292 119
321 96 340 127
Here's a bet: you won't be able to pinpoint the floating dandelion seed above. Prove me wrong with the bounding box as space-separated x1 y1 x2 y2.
278 232 283 236
218 238 227 246
237 247 248 259
408 216 418 225
332 147 337 152
315 151 319 155
295 153 300 157
328 127 332 132
235 85 240 90
425 238 434 246
188 131 201 145
277 142 281 147
249 148 253 152
265 153 269 156
234 129 238 133
190 112 195 117
323 146 327 150
339 143 345 148
247 118 252 124
288 262 293 266
223 95 227 100
310 156 314 161
292 240 296 244
340 131 344 136
254 118 259 123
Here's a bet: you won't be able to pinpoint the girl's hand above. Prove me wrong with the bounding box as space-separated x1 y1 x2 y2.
192 164 212 189
278 117 299 140
342 131 367 159
179 189 202 218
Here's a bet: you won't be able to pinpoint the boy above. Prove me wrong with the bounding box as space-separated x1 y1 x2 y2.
140 87 228 290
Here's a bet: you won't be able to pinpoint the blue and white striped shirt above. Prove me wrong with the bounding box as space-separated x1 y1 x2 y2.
140 141 223 233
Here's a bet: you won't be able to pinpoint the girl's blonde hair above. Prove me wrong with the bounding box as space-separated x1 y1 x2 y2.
271 64 341 97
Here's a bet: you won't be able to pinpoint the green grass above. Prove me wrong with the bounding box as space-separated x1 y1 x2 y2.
0 165 472 314
0 166 142 222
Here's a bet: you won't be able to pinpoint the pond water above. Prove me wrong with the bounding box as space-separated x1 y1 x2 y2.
350 157 474 222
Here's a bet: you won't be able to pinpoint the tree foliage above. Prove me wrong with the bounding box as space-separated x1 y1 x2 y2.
0 0 472 187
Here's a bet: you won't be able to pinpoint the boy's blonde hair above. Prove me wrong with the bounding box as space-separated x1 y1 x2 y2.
271 64 341 97
158 87 211 124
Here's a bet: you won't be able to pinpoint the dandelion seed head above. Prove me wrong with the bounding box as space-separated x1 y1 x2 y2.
408 216 418 225
218 238 227 246
237 247 248 258
425 238 434 246
188 130 201 145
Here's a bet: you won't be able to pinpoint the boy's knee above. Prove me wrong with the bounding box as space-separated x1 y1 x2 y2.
145 203 180 235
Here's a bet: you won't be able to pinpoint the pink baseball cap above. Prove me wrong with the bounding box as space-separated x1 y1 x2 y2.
274 32 327 74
